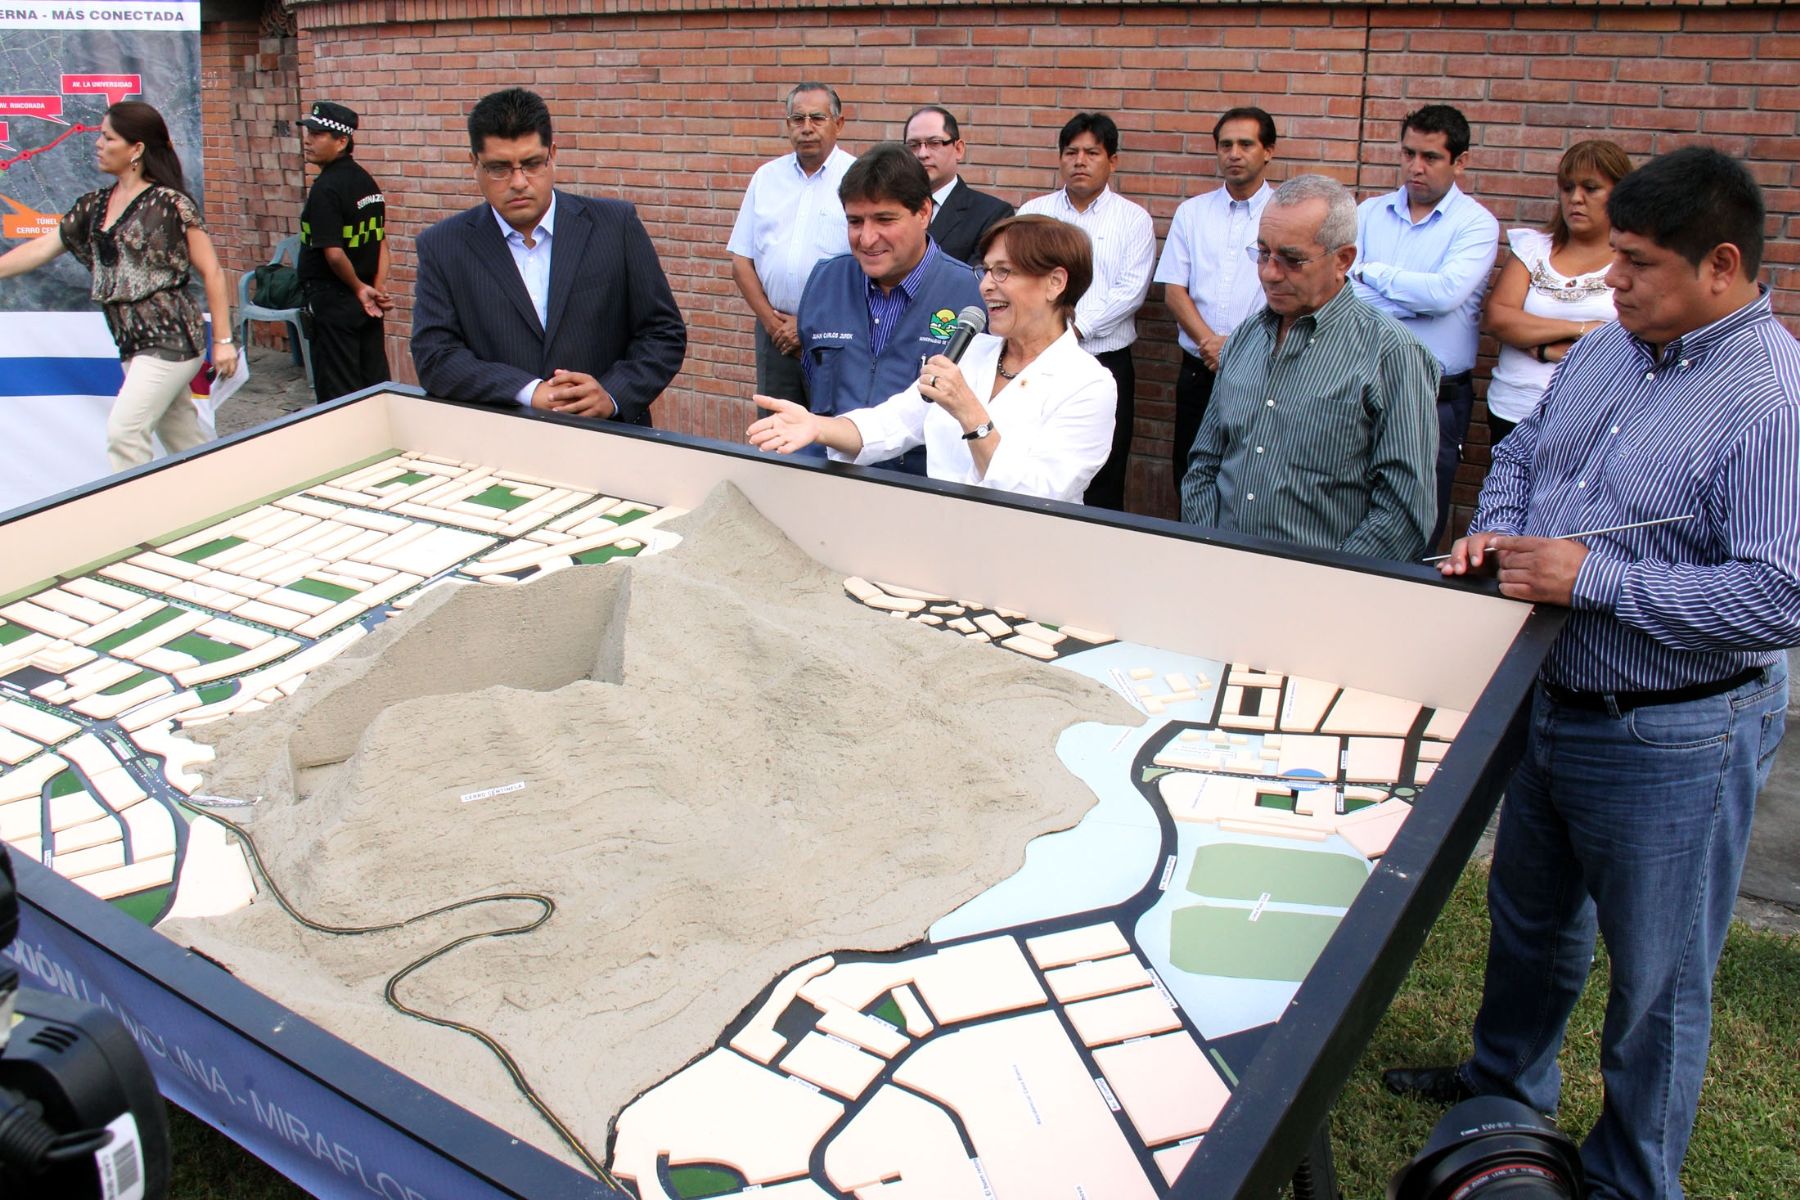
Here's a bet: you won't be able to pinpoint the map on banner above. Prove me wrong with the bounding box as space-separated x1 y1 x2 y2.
0 6 204 312
0 452 1464 1198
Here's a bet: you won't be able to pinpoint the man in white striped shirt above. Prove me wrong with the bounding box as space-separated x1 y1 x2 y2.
1398 148 1800 1200
1019 113 1155 511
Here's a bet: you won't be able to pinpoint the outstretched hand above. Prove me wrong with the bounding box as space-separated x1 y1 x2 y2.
748 394 818 454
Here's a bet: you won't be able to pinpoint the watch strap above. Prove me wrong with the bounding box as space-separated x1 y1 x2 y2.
962 421 995 442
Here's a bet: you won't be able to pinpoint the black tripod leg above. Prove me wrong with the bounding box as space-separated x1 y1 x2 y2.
1290 1121 1343 1200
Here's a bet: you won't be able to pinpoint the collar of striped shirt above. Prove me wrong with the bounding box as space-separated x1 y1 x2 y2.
865 240 939 360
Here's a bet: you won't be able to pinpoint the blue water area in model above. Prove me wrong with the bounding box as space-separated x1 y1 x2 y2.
1281 767 1330 791
928 643 1225 942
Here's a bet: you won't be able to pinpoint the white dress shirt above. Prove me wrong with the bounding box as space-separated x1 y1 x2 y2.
727 147 856 314
1016 187 1155 355
490 193 556 406
832 327 1116 503
1153 182 1272 357
1350 183 1500 376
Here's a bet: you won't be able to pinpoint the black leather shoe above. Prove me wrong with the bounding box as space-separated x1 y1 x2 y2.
1383 1064 1476 1105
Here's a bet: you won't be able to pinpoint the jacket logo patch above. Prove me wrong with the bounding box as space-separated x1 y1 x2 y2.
928 309 957 339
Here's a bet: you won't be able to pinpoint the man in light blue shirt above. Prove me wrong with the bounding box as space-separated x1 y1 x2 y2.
1351 104 1498 550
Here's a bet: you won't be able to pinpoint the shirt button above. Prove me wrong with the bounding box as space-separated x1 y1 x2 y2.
1246 493 1255 501
1644 372 1655 381
1266 399 1275 408
1256 446 1264 454
1577 481 1587 489
1611 426 1620 435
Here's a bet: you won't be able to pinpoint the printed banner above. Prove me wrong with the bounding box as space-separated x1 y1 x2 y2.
0 6 202 512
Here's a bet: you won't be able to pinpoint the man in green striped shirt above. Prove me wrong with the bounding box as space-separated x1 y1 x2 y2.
1179 174 1439 561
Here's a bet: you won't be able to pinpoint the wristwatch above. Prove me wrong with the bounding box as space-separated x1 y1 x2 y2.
962 421 995 442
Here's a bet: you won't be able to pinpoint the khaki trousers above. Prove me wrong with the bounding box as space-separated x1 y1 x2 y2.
108 354 207 471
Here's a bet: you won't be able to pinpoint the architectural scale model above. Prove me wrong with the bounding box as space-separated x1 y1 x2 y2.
0 454 1461 1200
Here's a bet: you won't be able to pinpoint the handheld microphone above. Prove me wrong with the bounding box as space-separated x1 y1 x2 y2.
942 305 986 363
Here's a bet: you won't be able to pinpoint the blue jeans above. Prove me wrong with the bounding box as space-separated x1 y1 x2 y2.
1463 661 1787 1199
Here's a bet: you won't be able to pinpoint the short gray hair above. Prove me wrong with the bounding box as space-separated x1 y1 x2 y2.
786 82 842 118
1270 174 1358 251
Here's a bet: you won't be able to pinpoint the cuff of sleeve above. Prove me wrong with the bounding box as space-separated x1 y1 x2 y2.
1571 550 1628 612
515 379 540 407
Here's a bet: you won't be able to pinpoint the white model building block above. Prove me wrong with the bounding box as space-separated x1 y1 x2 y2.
0 728 39 765
231 506 302 543
780 1033 885 1100
1000 635 1057 660
1154 1140 1201 1186
973 613 1012 639
272 493 346 519
62 658 140 695
1064 986 1182 1047
910 937 1045 1024
1010 621 1065 645
0 631 52 675
47 787 107 834
545 496 620 532
0 601 84 640
1425 707 1467 741
1044 955 1152 1004
173 634 300 688
129 721 212 793
0 797 41 842
52 815 121 855
51 840 126 879
862 593 927 614
1322 688 1422 738
611 1049 844 1192
98 561 178 592
80 765 145 811
227 626 364 706
111 610 209 661
60 576 145 610
127 552 205 582
118 799 175 858
127 646 196 675
870 581 952 602
29 641 95 675
375 527 494 577
0 755 67 805
823 1084 987 1200
947 618 977 635
31 588 117 625
0 702 79 746
1345 737 1406 783
230 599 309 631
1094 1032 1231 1145
892 984 933 1037
73 854 175 901
816 1005 909 1059
256 587 336 617
118 691 200 733
1026 922 1131 969
729 957 836 1065
895 1011 1157 1200
329 506 410 533
1058 624 1113 644
72 676 173 722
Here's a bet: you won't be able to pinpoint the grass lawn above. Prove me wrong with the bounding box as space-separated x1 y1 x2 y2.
165 862 1798 1199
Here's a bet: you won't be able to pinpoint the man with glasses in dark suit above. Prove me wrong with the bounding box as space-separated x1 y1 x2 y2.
902 105 1013 265
411 87 685 425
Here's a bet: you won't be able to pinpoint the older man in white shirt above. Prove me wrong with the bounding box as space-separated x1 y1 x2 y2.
728 82 856 403
1019 111 1155 511
1155 106 1277 488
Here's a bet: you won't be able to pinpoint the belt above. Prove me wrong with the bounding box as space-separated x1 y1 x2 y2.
1438 370 1474 392
1540 667 1764 715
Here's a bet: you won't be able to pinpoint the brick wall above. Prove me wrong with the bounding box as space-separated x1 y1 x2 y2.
203 1 1800 529
201 1 305 350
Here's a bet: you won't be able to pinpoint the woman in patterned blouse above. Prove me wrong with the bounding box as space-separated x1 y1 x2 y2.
1481 139 1633 444
0 100 238 470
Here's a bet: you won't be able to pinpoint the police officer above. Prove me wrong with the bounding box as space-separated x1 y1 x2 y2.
297 101 391 403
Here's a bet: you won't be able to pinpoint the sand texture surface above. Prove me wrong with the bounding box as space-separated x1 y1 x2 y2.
164 484 1136 1168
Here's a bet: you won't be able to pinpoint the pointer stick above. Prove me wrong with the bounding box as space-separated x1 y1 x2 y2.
1423 513 1696 563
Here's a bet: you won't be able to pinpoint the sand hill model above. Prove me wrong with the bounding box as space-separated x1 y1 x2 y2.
163 484 1136 1168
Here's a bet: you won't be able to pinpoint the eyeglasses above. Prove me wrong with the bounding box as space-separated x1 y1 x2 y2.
478 156 551 181
1245 245 1323 272
904 137 956 152
786 111 835 128
973 264 1017 283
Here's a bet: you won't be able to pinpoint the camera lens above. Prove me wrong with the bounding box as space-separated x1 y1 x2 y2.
1388 1096 1583 1200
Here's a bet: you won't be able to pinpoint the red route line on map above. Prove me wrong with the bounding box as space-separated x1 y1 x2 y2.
0 123 99 172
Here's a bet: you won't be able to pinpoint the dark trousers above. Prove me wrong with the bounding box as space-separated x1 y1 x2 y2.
1430 370 1476 551
1488 413 1517 446
1171 351 1216 492
755 324 807 405
307 287 388 404
1086 345 1136 511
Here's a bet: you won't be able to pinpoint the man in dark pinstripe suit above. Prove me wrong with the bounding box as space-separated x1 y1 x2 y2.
411 88 686 426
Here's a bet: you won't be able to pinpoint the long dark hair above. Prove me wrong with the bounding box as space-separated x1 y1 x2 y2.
106 100 188 195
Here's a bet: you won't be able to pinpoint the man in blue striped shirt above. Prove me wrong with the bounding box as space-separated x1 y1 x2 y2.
1391 148 1800 1200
